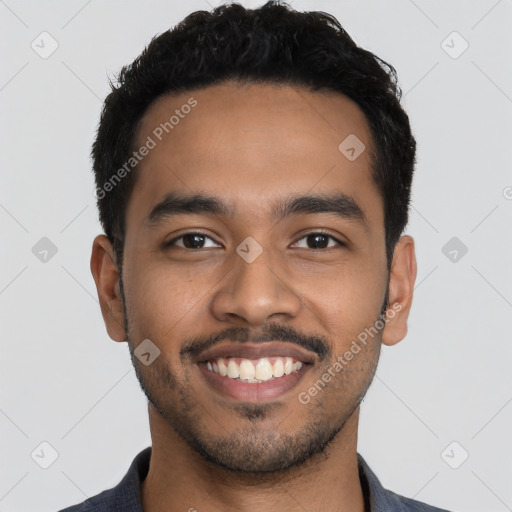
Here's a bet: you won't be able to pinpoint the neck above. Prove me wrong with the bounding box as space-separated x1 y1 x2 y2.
140 405 365 512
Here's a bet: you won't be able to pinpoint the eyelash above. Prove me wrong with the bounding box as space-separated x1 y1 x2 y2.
164 230 345 250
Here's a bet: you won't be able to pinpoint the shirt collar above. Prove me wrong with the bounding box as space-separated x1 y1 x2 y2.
115 447 409 512
357 453 408 512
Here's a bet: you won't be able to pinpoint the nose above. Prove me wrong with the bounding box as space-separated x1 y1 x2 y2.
210 245 303 326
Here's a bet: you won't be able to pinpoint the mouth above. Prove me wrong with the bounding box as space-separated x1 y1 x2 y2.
195 342 316 402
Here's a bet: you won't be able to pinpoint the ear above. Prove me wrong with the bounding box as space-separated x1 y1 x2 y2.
90 234 127 342
381 235 417 346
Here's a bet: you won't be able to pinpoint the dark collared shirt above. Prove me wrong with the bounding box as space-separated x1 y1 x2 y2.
58 447 451 511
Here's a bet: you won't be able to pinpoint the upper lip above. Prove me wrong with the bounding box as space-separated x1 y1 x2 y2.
194 342 317 365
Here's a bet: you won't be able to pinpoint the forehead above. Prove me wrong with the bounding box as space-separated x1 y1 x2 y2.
127 82 382 231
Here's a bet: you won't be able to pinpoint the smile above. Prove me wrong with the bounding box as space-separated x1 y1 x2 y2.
205 356 304 383
194 342 317 402
197 356 312 402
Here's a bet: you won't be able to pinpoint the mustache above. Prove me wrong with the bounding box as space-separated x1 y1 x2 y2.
180 323 330 361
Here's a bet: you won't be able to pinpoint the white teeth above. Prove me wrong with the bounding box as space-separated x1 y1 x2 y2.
273 358 284 377
239 359 255 380
227 359 239 379
255 359 273 381
284 357 293 375
218 358 228 376
206 356 304 382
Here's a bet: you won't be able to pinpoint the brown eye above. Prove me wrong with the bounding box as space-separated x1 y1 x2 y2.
165 233 221 250
292 233 344 250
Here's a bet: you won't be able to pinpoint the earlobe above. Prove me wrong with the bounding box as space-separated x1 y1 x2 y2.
90 234 127 342
381 235 417 347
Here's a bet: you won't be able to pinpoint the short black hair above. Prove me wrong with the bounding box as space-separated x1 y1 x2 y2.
92 0 416 271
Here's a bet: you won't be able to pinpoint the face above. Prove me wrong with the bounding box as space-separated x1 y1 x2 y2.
92 82 416 474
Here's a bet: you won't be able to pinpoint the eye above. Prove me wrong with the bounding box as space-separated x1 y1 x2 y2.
292 232 345 250
165 232 221 250
164 231 345 251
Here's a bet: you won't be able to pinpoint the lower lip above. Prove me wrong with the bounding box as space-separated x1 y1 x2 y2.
197 362 312 402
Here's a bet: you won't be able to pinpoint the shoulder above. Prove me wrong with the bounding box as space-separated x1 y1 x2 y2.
56 447 152 512
57 488 116 512
384 488 452 512
357 453 452 512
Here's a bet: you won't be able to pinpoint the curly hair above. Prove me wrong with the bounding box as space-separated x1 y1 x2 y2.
92 1 416 270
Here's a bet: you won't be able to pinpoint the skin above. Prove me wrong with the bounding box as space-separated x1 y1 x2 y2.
90 82 417 512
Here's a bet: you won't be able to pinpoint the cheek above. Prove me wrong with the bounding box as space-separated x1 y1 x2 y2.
296 336 380 422
123 262 212 342
296 260 386 338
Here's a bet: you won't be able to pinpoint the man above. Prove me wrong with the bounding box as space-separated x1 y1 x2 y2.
59 1 451 511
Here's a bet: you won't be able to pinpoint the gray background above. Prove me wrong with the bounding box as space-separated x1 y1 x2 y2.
1 0 511 511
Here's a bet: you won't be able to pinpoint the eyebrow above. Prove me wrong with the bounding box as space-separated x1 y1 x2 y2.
146 191 368 229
